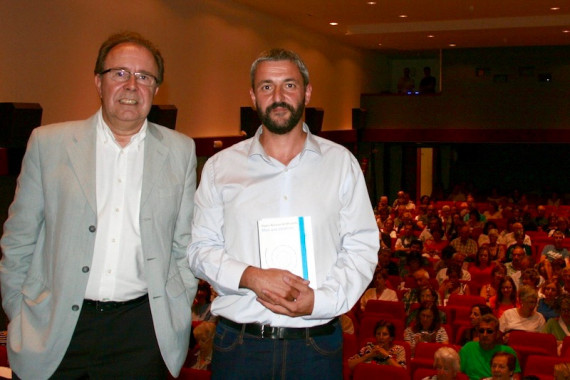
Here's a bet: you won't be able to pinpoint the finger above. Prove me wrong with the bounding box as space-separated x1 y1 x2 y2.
257 297 295 317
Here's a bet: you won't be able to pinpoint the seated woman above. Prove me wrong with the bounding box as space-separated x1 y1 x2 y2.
457 304 493 345
489 276 517 318
485 229 506 263
192 280 214 322
481 264 507 303
499 285 546 339
538 280 561 321
482 352 517 380
360 270 398 311
469 246 495 284
348 320 406 370
422 346 461 380
439 264 470 305
424 227 448 264
406 286 446 326
404 304 449 354
186 321 216 370
543 293 570 342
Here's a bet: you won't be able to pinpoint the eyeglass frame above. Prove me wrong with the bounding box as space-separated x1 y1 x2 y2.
98 68 159 87
478 328 496 335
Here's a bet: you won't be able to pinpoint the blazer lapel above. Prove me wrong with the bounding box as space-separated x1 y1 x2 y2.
66 115 97 213
141 123 168 207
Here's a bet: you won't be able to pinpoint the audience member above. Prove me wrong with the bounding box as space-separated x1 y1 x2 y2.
187 321 216 370
423 346 461 380
450 225 478 259
478 221 499 246
439 264 471 304
436 252 471 285
486 229 507 263
348 320 407 370
518 267 542 290
406 286 447 326
541 230 570 279
489 276 517 318
504 233 532 262
192 280 214 322
554 362 570 380
533 205 549 232
501 222 532 247
505 246 526 277
459 314 521 380
419 66 437 94
360 270 398 311
549 217 570 238
381 217 398 239
402 268 432 312
542 294 570 341
483 202 503 220
481 264 507 303
484 352 517 380
404 304 449 354
537 280 561 321
458 304 494 345
397 67 415 94
499 285 545 339
469 246 495 281
377 247 400 276
562 267 570 293
395 221 416 253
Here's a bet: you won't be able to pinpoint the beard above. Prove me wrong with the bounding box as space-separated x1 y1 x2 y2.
257 100 305 135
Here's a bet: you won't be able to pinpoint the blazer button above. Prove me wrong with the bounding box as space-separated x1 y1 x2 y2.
82 266 90 273
72 305 80 311
89 225 96 232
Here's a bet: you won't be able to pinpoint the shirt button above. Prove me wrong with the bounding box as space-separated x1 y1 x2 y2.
89 225 96 232
284 196 288 200
82 266 90 273
72 305 80 311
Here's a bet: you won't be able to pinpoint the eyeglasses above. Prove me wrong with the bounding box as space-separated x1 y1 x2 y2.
478 328 495 335
99 68 158 86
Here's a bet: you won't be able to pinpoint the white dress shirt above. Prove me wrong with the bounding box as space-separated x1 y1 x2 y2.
188 125 379 327
84 110 147 301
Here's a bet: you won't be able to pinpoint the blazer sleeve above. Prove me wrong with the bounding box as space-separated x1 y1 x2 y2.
0 129 45 320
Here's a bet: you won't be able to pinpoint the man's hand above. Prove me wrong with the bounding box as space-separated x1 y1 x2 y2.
258 275 314 317
240 266 314 317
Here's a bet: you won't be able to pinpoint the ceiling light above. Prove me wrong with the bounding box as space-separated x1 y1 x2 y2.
427 35 435 38
449 43 457 47
367 1 377 4
378 43 382 46
399 14 408 18
329 22 338 26
563 30 570 33
550 7 560 11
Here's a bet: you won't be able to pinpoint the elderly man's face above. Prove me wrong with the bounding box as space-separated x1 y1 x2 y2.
95 43 160 133
512 248 524 264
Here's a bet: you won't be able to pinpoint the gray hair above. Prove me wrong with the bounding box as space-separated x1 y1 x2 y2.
518 285 538 301
434 347 460 372
250 48 310 88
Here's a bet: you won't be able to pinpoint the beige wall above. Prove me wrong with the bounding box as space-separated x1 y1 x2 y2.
0 0 382 138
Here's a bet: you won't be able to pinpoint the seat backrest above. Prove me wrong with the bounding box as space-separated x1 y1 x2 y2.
447 294 486 308
343 332 358 362
524 354 568 377
364 299 406 319
353 362 410 380
177 368 211 380
414 342 462 360
508 330 558 356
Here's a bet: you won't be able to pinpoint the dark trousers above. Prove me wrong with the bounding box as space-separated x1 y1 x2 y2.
14 295 168 379
211 320 343 380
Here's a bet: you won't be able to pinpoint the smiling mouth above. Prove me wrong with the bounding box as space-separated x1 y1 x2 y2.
119 99 138 105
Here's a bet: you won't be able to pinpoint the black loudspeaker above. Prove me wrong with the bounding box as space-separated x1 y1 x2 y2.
147 105 177 130
0 102 43 147
240 107 261 138
304 107 324 135
352 108 367 130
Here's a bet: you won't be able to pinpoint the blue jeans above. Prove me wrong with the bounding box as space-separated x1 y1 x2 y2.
211 320 342 380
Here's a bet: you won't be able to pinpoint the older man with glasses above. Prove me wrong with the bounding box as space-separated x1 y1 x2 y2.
459 314 521 380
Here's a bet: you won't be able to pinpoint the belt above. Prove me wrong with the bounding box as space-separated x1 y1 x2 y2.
219 316 338 340
83 294 148 312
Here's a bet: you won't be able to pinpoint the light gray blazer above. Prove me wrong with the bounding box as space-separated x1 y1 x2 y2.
0 113 198 379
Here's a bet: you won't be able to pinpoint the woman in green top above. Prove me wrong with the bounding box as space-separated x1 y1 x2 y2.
543 293 570 341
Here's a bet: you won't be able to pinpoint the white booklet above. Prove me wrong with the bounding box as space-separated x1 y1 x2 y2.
257 216 317 289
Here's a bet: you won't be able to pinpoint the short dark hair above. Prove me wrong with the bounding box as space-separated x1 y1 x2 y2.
374 320 396 338
94 31 164 85
250 48 309 88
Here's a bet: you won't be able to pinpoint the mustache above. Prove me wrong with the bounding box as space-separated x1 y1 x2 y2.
266 102 295 113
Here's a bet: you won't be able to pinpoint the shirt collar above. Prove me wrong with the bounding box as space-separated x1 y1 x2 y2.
96 108 147 148
247 123 322 160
